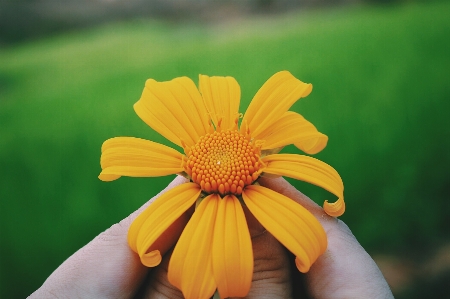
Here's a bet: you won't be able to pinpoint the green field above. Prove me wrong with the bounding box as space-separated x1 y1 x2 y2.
1 1 449 298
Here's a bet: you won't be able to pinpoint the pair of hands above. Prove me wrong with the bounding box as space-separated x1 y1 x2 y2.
30 176 393 299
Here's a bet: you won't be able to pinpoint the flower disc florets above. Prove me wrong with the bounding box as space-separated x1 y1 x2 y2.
185 130 261 196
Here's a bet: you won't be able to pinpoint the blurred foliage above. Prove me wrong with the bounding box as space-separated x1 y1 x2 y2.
1 0 444 45
1 1 449 298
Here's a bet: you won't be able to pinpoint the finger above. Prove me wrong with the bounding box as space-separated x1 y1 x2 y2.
259 177 394 299
29 175 188 299
136 200 293 299
134 250 184 299
234 229 293 299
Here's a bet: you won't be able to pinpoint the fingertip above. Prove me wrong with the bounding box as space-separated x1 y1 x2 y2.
167 175 190 189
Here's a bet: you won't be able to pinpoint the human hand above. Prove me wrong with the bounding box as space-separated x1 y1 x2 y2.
257 177 394 299
29 176 393 299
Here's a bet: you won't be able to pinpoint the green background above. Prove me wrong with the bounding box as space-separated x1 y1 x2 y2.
1 1 449 298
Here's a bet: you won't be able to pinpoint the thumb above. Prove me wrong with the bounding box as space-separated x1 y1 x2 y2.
233 206 293 299
29 175 188 299
259 176 394 299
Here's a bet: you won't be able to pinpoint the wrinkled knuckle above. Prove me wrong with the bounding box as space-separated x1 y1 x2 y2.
142 269 184 299
252 258 289 284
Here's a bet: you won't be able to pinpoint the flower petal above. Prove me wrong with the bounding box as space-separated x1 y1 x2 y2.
199 75 241 130
128 183 201 267
99 137 184 181
294 135 329 156
242 185 327 273
212 195 253 298
241 71 312 138
134 77 210 147
256 111 328 154
168 194 219 299
262 153 345 217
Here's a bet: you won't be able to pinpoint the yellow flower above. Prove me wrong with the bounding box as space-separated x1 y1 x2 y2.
99 71 345 299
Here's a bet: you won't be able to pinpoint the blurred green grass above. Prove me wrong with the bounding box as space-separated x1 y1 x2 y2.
1 1 449 298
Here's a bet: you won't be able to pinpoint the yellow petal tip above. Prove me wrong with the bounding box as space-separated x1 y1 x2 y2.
323 197 345 217
302 83 313 98
141 250 162 267
98 172 120 182
295 133 328 155
295 257 311 273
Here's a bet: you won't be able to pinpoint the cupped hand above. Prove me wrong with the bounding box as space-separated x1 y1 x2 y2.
29 176 393 299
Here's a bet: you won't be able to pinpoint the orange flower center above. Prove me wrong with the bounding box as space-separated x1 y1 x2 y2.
185 130 261 195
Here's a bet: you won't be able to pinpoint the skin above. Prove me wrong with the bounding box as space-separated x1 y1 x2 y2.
29 176 394 299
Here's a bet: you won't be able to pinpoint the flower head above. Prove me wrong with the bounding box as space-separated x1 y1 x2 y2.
99 71 345 299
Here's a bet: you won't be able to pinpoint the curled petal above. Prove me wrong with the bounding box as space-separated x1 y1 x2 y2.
99 137 184 181
241 71 312 138
168 194 219 299
262 154 345 217
199 75 241 130
128 183 201 267
256 111 328 154
323 197 346 217
294 134 328 155
134 77 209 147
212 195 253 298
242 185 327 272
